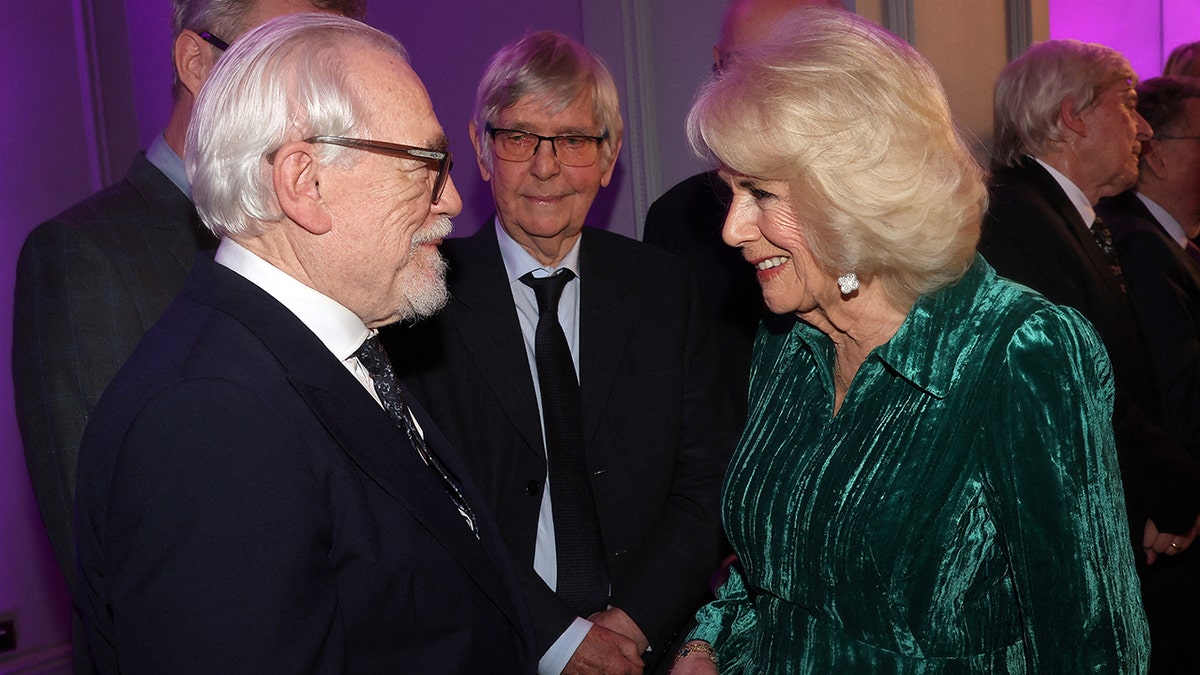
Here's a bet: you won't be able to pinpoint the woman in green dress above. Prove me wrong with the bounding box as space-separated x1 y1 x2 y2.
671 7 1149 674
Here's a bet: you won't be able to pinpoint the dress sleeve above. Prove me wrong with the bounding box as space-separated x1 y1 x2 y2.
988 305 1150 673
688 562 759 672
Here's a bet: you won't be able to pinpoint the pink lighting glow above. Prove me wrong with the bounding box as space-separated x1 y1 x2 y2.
1050 0 1200 80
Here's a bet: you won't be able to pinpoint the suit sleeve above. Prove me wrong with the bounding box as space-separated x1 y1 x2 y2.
13 222 147 589
983 188 1200 536
988 307 1150 672
76 378 345 674
606 270 736 651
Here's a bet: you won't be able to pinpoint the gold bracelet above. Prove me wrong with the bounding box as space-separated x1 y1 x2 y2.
675 640 719 667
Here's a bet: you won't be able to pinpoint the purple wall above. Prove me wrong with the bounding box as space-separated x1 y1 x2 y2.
1050 0 1200 79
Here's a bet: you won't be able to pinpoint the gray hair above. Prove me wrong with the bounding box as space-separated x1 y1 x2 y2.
170 0 367 98
1164 41 1200 78
992 39 1137 169
688 6 985 309
471 31 623 173
186 13 405 238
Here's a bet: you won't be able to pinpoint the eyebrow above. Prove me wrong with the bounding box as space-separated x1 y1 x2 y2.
501 122 600 136
426 134 450 153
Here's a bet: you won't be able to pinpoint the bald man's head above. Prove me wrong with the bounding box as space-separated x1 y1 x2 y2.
717 0 843 55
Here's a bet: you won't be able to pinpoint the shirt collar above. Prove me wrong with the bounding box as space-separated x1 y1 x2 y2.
214 238 372 362
145 132 191 199
1033 156 1097 226
1136 192 1188 247
495 217 582 282
792 255 992 400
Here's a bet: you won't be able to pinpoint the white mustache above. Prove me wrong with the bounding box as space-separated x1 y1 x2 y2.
413 215 453 247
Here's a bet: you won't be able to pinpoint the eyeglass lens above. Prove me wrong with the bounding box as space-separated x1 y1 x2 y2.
492 130 602 167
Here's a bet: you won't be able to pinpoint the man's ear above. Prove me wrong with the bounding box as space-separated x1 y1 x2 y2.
273 141 332 235
599 135 623 188
468 121 492 182
174 30 219 98
1140 140 1168 180
1059 97 1088 138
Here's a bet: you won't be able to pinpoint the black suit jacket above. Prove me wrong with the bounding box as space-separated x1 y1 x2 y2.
13 153 217 590
1098 190 1200 456
643 170 762 423
386 224 735 655
979 158 1200 534
74 255 534 673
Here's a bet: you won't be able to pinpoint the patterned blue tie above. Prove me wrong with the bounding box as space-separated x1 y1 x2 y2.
355 335 479 539
520 270 609 615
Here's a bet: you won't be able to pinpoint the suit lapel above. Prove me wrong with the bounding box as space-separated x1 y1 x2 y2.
445 227 547 460
577 230 633 449
183 257 525 633
126 154 217 271
1023 160 1128 299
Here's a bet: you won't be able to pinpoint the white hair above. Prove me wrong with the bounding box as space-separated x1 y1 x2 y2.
186 13 406 238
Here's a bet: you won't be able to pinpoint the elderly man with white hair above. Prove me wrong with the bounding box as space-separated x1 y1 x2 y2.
981 40 1200 674
74 13 534 673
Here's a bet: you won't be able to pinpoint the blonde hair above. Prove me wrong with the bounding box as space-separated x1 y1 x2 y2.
688 6 985 308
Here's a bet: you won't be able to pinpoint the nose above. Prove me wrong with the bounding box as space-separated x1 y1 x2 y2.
529 137 561 180
722 197 757 249
435 174 463 217
1135 110 1152 141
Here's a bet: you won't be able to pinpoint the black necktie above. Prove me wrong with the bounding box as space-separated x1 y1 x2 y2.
1089 215 1127 293
355 335 479 539
520 270 609 615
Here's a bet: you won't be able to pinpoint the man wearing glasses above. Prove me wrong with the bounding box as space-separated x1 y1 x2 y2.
1096 75 1200 673
74 14 534 672
387 31 734 674
13 0 364 609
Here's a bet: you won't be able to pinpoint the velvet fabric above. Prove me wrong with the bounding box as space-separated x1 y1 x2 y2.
691 256 1149 672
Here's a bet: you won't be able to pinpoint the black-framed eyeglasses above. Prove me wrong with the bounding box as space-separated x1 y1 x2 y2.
306 135 453 204
485 123 608 167
198 31 229 51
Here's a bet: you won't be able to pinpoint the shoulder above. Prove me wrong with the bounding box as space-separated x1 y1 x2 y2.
585 226 689 272
975 270 1107 370
22 161 185 255
648 171 726 212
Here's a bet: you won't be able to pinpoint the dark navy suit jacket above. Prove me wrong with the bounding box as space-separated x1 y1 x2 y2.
1098 190 1200 456
386 224 735 656
75 255 535 673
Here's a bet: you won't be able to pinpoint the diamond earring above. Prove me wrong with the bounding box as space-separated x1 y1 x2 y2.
837 273 859 295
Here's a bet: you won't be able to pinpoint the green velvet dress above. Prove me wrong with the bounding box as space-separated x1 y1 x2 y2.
691 256 1149 673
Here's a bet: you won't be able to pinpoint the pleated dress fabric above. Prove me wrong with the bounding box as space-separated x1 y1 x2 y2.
692 256 1149 673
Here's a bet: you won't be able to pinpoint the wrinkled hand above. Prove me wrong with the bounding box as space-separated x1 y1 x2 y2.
668 642 719 675
564 623 644 675
588 607 649 654
1143 514 1200 565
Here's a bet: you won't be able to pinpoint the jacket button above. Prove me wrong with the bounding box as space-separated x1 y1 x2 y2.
526 480 541 496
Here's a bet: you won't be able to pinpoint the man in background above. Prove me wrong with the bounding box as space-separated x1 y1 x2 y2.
1165 40 1200 77
642 0 843 422
1096 75 1200 673
980 40 1200 674
388 30 734 674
